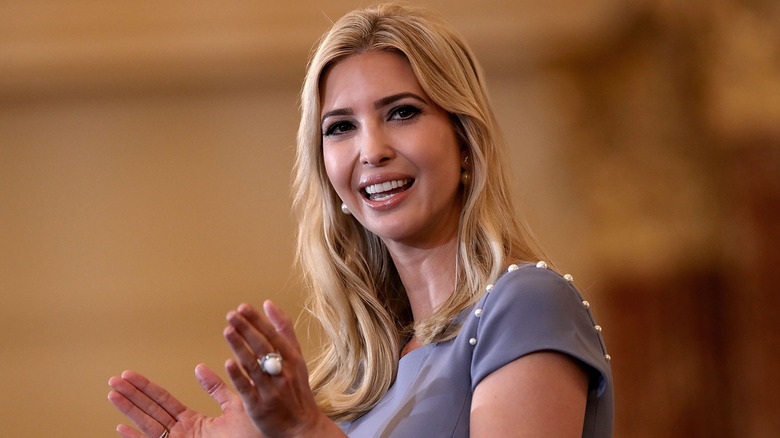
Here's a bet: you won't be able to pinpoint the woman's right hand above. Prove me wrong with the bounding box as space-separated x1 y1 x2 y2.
108 364 262 438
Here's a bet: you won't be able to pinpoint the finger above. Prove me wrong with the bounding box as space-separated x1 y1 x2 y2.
263 300 301 351
108 388 146 431
107 387 171 438
116 423 146 438
120 370 187 420
235 303 297 359
225 358 260 405
227 308 275 358
108 370 185 436
257 302 306 379
194 363 241 413
234 303 308 388
223 323 269 385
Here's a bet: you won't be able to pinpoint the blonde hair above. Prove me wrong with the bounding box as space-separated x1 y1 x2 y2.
293 3 543 421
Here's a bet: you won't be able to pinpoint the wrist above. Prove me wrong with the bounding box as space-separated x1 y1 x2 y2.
290 413 345 438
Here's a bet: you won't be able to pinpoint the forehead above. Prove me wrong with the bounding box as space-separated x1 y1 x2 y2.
319 51 427 112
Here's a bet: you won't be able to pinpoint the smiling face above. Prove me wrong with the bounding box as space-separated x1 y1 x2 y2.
320 51 465 249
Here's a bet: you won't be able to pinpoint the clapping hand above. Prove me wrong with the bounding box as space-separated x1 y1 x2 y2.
223 300 344 438
108 364 261 438
108 300 343 438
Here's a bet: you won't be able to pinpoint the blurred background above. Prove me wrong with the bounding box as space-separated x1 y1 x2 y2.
1 0 778 436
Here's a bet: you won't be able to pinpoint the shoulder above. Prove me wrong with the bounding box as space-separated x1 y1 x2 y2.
469 262 611 396
480 262 589 329
487 262 579 303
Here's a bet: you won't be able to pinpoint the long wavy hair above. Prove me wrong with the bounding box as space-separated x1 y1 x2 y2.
292 3 543 421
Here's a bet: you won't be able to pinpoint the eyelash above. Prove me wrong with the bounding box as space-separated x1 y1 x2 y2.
389 104 421 121
323 121 354 137
322 104 422 137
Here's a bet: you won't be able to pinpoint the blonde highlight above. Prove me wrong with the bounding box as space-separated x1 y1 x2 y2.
292 3 543 421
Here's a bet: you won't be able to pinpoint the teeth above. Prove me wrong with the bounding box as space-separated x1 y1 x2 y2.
365 179 409 195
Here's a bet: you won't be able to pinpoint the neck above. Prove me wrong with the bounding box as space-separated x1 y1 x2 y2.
385 235 459 324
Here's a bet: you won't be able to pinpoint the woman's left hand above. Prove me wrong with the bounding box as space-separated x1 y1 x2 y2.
223 300 342 438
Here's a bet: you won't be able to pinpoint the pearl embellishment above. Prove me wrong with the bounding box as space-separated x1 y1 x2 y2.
477 261 612 364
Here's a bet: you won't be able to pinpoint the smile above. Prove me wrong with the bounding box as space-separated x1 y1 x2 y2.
363 179 414 201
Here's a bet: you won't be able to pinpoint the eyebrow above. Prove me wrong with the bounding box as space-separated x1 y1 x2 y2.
374 92 426 109
320 108 353 125
320 92 427 125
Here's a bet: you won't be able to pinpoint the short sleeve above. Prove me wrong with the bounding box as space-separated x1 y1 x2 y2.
469 264 611 397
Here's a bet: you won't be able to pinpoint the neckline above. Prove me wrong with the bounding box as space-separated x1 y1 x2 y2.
399 341 435 365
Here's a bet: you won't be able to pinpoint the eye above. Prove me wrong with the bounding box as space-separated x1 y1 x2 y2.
323 120 355 137
389 105 421 121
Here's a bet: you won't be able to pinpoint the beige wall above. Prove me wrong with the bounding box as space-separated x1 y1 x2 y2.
2 1 779 436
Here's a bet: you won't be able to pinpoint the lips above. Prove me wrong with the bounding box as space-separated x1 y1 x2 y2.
362 178 414 201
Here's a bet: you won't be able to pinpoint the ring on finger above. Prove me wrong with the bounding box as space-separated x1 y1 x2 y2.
157 428 169 438
258 353 283 376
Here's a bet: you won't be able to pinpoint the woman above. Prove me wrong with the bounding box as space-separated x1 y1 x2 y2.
108 4 613 437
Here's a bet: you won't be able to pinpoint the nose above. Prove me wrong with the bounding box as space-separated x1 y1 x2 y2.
359 124 395 166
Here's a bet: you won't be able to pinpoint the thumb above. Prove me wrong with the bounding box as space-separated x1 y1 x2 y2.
194 363 239 412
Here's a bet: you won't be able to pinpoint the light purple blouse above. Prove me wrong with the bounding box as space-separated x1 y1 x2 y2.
339 263 614 437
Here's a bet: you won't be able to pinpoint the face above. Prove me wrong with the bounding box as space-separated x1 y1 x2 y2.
320 51 465 248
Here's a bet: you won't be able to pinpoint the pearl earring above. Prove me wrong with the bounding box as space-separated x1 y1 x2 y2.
461 155 471 186
460 171 471 186
341 202 351 215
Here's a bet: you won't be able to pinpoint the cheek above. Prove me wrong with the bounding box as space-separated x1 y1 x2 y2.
322 147 351 196
418 129 462 178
